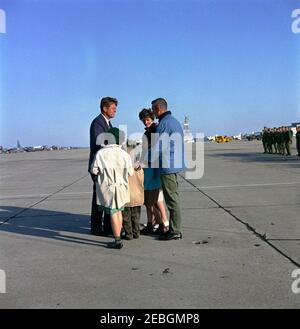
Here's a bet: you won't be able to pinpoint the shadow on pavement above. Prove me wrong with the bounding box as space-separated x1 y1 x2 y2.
0 206 110 248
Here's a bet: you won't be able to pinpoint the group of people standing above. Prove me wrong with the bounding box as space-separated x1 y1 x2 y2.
261 126 299 156
89 97 185 249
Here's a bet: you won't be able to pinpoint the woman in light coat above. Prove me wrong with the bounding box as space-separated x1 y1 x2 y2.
91 128 134 249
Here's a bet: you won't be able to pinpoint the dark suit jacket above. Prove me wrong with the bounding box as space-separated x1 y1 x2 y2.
88 113 112 171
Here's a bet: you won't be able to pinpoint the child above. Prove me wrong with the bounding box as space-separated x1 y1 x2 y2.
90 128 134 249
122 149 144 240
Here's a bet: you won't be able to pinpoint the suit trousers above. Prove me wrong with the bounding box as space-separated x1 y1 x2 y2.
90 175 112 235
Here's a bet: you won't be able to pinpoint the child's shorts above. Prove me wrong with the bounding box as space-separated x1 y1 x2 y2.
99 205 125 215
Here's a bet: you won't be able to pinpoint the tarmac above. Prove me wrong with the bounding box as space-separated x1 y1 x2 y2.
0 140 299 308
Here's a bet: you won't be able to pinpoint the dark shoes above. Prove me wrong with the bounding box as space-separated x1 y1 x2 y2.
124 235 140 240
152 224 166 236
107 240 123 249
123 231 140 240
141 224 166 236
123 235 133 240
159 232 182 241
140 224 155 235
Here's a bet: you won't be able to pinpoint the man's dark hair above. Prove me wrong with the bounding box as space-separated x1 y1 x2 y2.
151 98 168 110
100 97 118 112
139 108 154 121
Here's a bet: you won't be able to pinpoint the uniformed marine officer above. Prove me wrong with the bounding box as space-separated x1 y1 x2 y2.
278 127 285 155
262 127 268 154
284 127 293 156
296 126 300 157
267 128 274 154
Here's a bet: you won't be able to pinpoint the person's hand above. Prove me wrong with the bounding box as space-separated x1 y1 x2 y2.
134 162 143 171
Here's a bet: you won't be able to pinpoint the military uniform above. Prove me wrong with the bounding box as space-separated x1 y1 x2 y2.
271 130 277 154
262 130 267 153
296 130 300 156
276 130 281 155
278 129 285 155
266 131 273 154
274 130 280 154
284 129 293 156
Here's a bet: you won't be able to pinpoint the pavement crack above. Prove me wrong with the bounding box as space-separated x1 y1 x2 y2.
179 174 300 268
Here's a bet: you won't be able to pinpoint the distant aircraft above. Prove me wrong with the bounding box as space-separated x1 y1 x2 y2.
33 145 44 151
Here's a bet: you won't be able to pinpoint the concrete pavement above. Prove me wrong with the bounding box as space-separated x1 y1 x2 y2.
0 141 299 308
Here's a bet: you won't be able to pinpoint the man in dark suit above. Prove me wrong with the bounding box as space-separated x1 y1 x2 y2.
89 97 118 236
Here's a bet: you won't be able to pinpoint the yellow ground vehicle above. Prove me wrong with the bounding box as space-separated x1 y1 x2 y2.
215 135 233 143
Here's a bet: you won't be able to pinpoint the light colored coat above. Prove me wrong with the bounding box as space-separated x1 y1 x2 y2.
91 144 134 209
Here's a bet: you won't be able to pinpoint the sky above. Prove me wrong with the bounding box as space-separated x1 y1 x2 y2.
0 0 300 147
